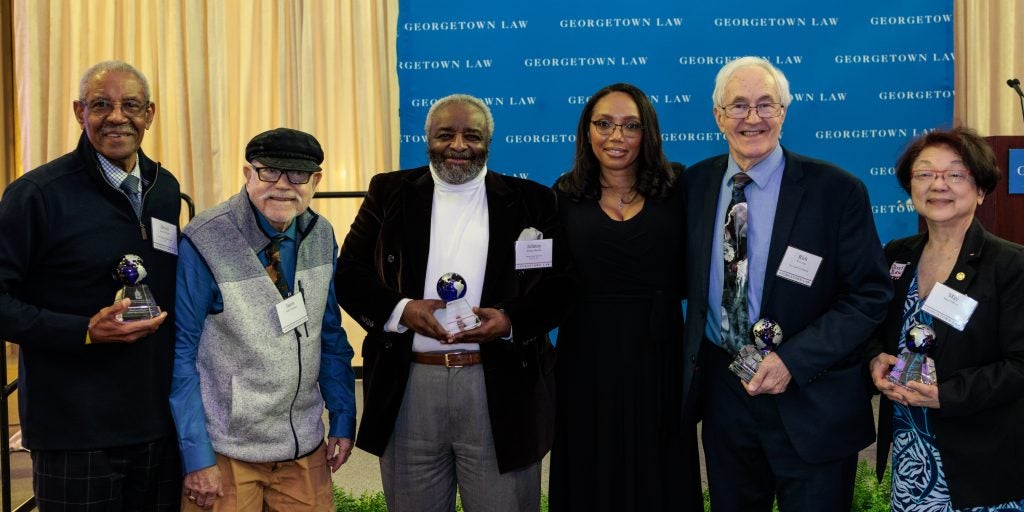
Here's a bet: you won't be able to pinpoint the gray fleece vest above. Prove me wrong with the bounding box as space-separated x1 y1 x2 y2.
183 190 335 463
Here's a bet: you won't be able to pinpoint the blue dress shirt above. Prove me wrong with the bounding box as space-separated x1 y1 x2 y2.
705 145 785 346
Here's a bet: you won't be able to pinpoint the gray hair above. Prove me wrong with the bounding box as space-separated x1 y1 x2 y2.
78 61 151 102
423 94 494 141
711 56 792 108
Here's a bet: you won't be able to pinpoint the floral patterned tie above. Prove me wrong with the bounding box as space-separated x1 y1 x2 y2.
264 235 289 298
721 173 752 354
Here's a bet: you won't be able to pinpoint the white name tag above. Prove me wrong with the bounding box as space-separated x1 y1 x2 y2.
775 246 822 287
922 282 978 331
515 239 553 269
275 292 309 333
151 217 178 255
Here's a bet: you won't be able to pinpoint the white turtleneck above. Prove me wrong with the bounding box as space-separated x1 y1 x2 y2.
385 164 490 353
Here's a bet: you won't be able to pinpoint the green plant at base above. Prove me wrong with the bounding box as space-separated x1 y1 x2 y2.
333 487 388 512
335 463 889 512
851 459 892 512
334 487 549 512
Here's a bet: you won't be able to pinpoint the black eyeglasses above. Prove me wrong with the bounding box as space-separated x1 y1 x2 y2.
81 99 150 117
591 119 644 138
252 166 318 184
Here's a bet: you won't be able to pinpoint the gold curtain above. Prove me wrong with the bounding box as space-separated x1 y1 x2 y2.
0 0 13 189
954 0 1024 135
8 0 400 364
9 0 398 209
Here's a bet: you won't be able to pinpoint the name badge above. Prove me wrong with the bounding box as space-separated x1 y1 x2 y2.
515 239 553 269
775 246 822 287
275 292 309 333
151 218 178 255
922 282 977 331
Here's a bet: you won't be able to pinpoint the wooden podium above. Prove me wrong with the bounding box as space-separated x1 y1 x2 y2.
977 136 1024 244
921 136 1024 244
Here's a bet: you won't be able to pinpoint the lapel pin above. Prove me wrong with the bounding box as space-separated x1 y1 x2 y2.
955 272 966 281
889 261 908 279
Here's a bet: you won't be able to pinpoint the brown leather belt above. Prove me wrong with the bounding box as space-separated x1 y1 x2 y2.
412 351 482 368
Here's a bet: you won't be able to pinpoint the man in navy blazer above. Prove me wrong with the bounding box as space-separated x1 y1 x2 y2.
335 94 573 512
682 57 893 511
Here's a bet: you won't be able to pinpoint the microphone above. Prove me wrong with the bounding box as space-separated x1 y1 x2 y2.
1008 78 1024 98
1010 78 1024 127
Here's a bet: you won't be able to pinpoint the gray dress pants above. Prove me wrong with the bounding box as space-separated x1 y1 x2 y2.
380 361 541 512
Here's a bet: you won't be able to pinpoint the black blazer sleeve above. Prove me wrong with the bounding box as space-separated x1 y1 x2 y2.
335 172 406 333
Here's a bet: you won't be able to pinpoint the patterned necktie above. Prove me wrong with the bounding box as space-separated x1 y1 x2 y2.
119 174 142 217
264 235 290 298
721 173 753 354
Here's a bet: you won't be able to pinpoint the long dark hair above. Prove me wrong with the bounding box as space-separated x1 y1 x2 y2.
555 82 674 201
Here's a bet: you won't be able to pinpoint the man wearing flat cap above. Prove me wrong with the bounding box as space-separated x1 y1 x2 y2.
169 128 356 510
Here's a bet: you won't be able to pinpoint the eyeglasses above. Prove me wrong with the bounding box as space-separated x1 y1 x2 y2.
252 166 318 184
81 99 150 117
719 102 784 119
591 119 644 138
911 170 973 185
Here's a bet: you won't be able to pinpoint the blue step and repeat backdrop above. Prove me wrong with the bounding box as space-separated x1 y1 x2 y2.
396 0 954 244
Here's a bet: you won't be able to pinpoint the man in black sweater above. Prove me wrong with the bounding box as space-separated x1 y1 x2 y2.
0 60 182 511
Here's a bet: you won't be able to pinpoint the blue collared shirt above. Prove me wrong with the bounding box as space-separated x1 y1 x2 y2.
97 152 142 214
705 144 785 346
169 206 355 474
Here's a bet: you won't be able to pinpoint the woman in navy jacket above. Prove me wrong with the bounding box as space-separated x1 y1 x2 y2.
868 127 1024 510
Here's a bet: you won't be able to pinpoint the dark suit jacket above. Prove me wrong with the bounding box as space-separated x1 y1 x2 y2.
682 148 893 464
868 219 1024 508
335 167 574 473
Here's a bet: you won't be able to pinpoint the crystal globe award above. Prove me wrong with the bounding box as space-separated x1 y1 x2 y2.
729 318 784 383
886 324 937 386
113 254 161 321
436 272 480 333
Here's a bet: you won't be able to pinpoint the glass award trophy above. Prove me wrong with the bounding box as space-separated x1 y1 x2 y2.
728 318 784 383
886 324 937 387
436 272 480 333
113 254 161 321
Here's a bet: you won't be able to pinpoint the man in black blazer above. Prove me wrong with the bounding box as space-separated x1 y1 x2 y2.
335 94 572 511
682 57 893 511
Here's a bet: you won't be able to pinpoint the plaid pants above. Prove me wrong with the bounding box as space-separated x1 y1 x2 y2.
31 436 182 512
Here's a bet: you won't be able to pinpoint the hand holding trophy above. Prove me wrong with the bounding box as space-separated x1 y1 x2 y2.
729 318 784 383
886 324 937 387
113 254 161 321
436 272 480 333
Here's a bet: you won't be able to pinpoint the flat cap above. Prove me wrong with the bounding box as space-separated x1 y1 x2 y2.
245 128 324 171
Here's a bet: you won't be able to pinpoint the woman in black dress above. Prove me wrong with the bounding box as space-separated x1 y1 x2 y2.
549 83 701 511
